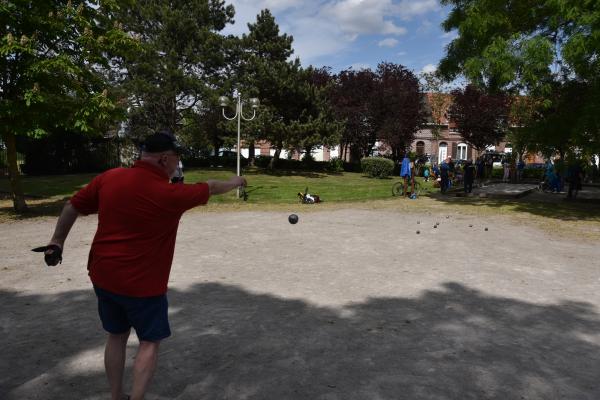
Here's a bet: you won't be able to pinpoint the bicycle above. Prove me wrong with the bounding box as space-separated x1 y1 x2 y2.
537 179 556 193
392 178 422 198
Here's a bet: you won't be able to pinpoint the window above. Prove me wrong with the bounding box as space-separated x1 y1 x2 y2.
438 142 448 162
416 141 425 155
457 143 468 160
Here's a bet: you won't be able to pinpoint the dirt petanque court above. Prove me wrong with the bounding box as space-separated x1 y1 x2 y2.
1 205 600 399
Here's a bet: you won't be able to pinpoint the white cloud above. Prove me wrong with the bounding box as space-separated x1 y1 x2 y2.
287 16 351 62
378 38 399 47
421 63 437 73
321 0 407 37
397 51 407 56
349 62 372 71
394 0 440 20
223 0 308 35
222 0 443 67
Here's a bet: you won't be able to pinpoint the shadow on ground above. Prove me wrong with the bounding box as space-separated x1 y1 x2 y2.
427 191 600 221
2 282 600 399
0 197 68 220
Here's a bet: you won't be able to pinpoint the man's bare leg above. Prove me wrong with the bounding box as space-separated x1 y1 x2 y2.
130 340 160 400
105 330 131 400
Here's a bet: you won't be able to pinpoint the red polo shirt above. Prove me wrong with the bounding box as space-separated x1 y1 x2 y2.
70 160 210 297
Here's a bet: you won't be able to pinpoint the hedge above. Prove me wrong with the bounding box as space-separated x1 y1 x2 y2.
361 157 395 178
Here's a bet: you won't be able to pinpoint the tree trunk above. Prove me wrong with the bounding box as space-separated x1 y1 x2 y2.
248 141 255 166
304 146 313 162
268 142 283 170
212 139 222 156
1 130 28 212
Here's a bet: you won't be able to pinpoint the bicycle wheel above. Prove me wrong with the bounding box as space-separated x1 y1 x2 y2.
413 181 422 197
392 182 404 197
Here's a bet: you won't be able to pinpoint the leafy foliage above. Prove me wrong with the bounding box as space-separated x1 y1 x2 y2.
449 84 510 151
374 62 424 160
1 0 134 136
328 68 378 162
1 0 136 210
235 10 341 165
115 0 236 139
360 156 395 178
329 63 423 162
439 0 600 157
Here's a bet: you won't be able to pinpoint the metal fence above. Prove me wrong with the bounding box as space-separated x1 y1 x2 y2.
1 138 134 176
0 144 25 175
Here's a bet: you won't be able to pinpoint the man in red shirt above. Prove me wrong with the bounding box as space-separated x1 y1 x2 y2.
40 132 246 400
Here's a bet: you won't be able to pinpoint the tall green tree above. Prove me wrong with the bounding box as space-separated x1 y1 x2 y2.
329 63 422 162
373 62 423 160
448 84 510 151
116 0 236 139
439 0 600 156
238 9 340 167
329 68 378 162
1 0 134 211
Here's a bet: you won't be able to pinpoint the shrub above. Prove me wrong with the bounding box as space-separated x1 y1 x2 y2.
523 168 544 180
361 157 395 178
327 157 344 173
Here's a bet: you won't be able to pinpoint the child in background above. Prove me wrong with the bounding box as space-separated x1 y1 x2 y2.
423 165 430 182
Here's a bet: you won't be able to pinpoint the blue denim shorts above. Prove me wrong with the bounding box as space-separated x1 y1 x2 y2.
94 286 171 342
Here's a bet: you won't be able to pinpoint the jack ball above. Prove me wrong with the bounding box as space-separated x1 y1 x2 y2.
288 214 299 224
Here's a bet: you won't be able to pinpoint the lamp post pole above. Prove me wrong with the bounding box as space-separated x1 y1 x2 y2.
219 93 260 197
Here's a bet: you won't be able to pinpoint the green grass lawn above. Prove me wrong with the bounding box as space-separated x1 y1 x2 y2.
0 167 435 206
186 168 435 204
2 168 599 243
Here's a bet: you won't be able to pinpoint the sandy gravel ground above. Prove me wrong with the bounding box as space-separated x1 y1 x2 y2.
1 208 600 400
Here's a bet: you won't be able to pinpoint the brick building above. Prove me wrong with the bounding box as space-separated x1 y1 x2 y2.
229 92 545 164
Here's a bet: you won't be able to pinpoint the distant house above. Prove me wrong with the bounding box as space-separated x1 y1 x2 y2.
376 92 544 164
222 92 545 165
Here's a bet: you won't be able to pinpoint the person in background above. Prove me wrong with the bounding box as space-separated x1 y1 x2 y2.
517 158 525 182
440 157 450 194
475 156 485 185
432 162 440 180
400 153 413 196
463 159 475 194
567 159 584 199
171 160 184 184
502 157 511 182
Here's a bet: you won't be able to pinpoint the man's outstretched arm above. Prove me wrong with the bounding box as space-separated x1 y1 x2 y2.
206 176 247 196
48 201 81 249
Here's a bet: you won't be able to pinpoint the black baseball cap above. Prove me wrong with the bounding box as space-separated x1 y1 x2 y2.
141 131 184 154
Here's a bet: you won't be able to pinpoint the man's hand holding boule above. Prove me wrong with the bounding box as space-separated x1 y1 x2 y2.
32 244 63 266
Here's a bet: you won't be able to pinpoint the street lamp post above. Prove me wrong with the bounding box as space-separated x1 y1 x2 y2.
219 93 260 197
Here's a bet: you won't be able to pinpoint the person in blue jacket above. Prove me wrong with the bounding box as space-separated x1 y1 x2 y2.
440 157 450 193
400 154 413 196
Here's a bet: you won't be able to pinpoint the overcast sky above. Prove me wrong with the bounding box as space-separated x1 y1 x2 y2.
222 0 457 75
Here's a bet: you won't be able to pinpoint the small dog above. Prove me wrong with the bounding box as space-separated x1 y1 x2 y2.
298 192 320 203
